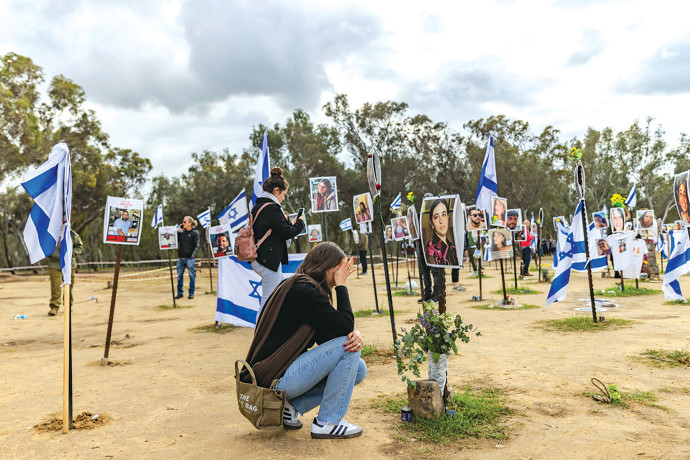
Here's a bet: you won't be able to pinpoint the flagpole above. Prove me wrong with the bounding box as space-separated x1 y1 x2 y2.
206 227 213 293
477 235 483 300
63 282 72 432
375 197 397 342
537 221 542 282
576 163 597 322
103 245 122 364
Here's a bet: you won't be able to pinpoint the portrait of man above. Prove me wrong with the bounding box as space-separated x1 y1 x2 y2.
596 238 611 256
103 197 144 245
506 209 521 230
490 196 508 227
610 207 626 233
420 195 463 268
308 224 323 243
593 212 608 229
209 224 233 258
466 206 486 231
310 176 339 212
353 193 373 223
489 229 513 259
674 171 690 224
512 225 526 241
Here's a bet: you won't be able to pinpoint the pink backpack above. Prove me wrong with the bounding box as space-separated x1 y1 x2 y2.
234 203 273 262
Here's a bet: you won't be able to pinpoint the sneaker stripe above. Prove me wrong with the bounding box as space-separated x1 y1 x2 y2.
329 425 338 434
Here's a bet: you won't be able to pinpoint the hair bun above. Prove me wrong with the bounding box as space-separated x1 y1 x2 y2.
270 167 283 177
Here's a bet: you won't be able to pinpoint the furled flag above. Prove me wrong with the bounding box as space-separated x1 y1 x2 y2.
530 212 538 252
197 209 211 229
250 129 270 207
625 183 637 208
474 135 498 212
339 218 353 231
545 203 580 307
571 208 607 273
552 219 570 269
215 254 306 327
21 143 73 285
218 189 249 232
391 192 402 210
657 234 668 260
662 230 690 301
151 204 163 228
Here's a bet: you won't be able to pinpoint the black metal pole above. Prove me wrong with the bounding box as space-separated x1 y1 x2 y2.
375 198 397 342
168 251 177 308
512 242 518 288
415 240 425 303
367 233 380 313
438 268 447 313
405 243 413 295
395 242 400 287
499 258 507 301
103 246 122 361
538 226 542 282
579 198 597 322
477 235 483 300
322 213 329 242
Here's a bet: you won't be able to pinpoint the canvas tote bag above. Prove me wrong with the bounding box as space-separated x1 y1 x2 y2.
235 359 285 429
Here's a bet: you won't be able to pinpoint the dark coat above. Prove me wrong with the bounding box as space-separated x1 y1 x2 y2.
251 198 305 271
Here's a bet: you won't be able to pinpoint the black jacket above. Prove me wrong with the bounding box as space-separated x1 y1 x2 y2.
251 198 305 271
178 228 200 259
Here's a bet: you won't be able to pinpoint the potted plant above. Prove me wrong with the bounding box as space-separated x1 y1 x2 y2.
395 301 479 397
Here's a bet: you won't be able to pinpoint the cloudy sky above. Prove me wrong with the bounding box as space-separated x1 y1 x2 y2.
1 0 688 178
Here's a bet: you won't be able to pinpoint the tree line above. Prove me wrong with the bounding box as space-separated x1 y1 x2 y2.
2 52 689 270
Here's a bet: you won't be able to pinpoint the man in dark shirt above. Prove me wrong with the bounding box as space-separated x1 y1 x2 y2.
176 216 200 299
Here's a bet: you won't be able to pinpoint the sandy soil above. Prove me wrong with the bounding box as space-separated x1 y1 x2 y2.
1 259 690 460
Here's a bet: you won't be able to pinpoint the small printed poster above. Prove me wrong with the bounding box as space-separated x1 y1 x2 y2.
209 224 234 259
158 226 178 250
103 196 143 245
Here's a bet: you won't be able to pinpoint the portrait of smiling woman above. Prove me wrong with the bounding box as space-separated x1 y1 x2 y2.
420 195 463 268
674 172 690 224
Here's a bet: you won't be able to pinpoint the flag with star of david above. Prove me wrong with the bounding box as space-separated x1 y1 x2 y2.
218 189 249 232
215 253 307 327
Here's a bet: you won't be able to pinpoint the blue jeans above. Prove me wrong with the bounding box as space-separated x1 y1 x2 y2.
177 258 196 296
276 336 367 424
522 247 531 275
251 261 283 320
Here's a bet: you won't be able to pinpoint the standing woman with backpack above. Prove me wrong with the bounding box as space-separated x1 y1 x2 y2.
250 167 305 317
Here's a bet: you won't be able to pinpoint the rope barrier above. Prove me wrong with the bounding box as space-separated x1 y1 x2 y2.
120 275 170 282
120 267 169 278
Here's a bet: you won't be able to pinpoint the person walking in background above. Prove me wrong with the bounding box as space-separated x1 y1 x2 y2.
356 231 369 275
45 229 83 316
176 216 200 299
251 167 305 318
520 220 535 277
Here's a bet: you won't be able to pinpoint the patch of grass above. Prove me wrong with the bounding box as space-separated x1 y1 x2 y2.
372 386 511 444
360 343 396 365
540 268 552 282
595 285 662 297
467 274 492 279
585 389 668 411
536 316 632 332
158 304 194 310
492 287 540 295
192 323 236 334
664 300 689 305
204 290 216 295
353 308 389 318
639 349 690 367
392 290 419 297
471 303 540 311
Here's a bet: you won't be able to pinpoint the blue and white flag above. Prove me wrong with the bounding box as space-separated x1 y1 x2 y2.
625 184 637 208
658 234 668 259
215 253 306 327
218 189 249 231
571 206 607 273
662 230 690 300
339 218 353 231
602 204 608 215
250 129 270 207
545 204 578 307
530 212 538 252
553 219 570 268
474 135 498 212
391 193 402 210
21 143 73 284
197 209 211 229
151 204 163 228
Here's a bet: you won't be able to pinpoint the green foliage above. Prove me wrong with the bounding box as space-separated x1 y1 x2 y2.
664 300 689 305
157 304 194 310
373 387 511 443
492 287 540 295
353 308 389 318
541 268 552 282
587 387 667 411
395 301 479 387
537 316 632 332
192 323 236 334
640 349 690 367
596 285 662 297
392 289 418 297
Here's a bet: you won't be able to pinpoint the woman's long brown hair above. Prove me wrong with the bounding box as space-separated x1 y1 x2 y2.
295 242 346 303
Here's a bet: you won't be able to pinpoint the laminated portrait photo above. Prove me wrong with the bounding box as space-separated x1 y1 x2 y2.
158 225 178 250
490 196 508 227
635 209 657 237
610 207 626 233
353 192 374 223
103 196 144 245
506 209 522 230
466 206 487 232
308 224 323 243
391 216 410 241
209 224 234 259
309 176 339 212
420 195 464 268
407 205 420 241
673 171 690 225
489 228 513 259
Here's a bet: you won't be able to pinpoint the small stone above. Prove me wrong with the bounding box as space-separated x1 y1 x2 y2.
407 380 444 420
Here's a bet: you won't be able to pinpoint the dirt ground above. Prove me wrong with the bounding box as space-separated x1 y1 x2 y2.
1 258 690 459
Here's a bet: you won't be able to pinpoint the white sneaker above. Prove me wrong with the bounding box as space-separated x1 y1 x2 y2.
283 401 302 430
311 418 362 439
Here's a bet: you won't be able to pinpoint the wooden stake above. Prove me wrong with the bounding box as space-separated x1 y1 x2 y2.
375 198 397 342
62 283 72 433
167 251 176 308
103 246 122 362
367 233 380 313
477 235 483 300
499 258 507 301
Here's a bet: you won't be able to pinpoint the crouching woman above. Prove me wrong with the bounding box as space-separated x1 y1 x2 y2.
244 242 367 439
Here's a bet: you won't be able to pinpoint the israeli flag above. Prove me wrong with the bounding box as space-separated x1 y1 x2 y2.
391 193 402 210
151 204 163 228
545 204 578 307
483 239 492 262
658 234 668 260
215 253 306 327
474 135 498 212
250 129 270 207
197 209 211 229
553 220 570 268
21 143 73 284
218 189 249 231
625 184 637 208
339 218 353 231
662 230 690 300
571 206 607 273
530 212 538 251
